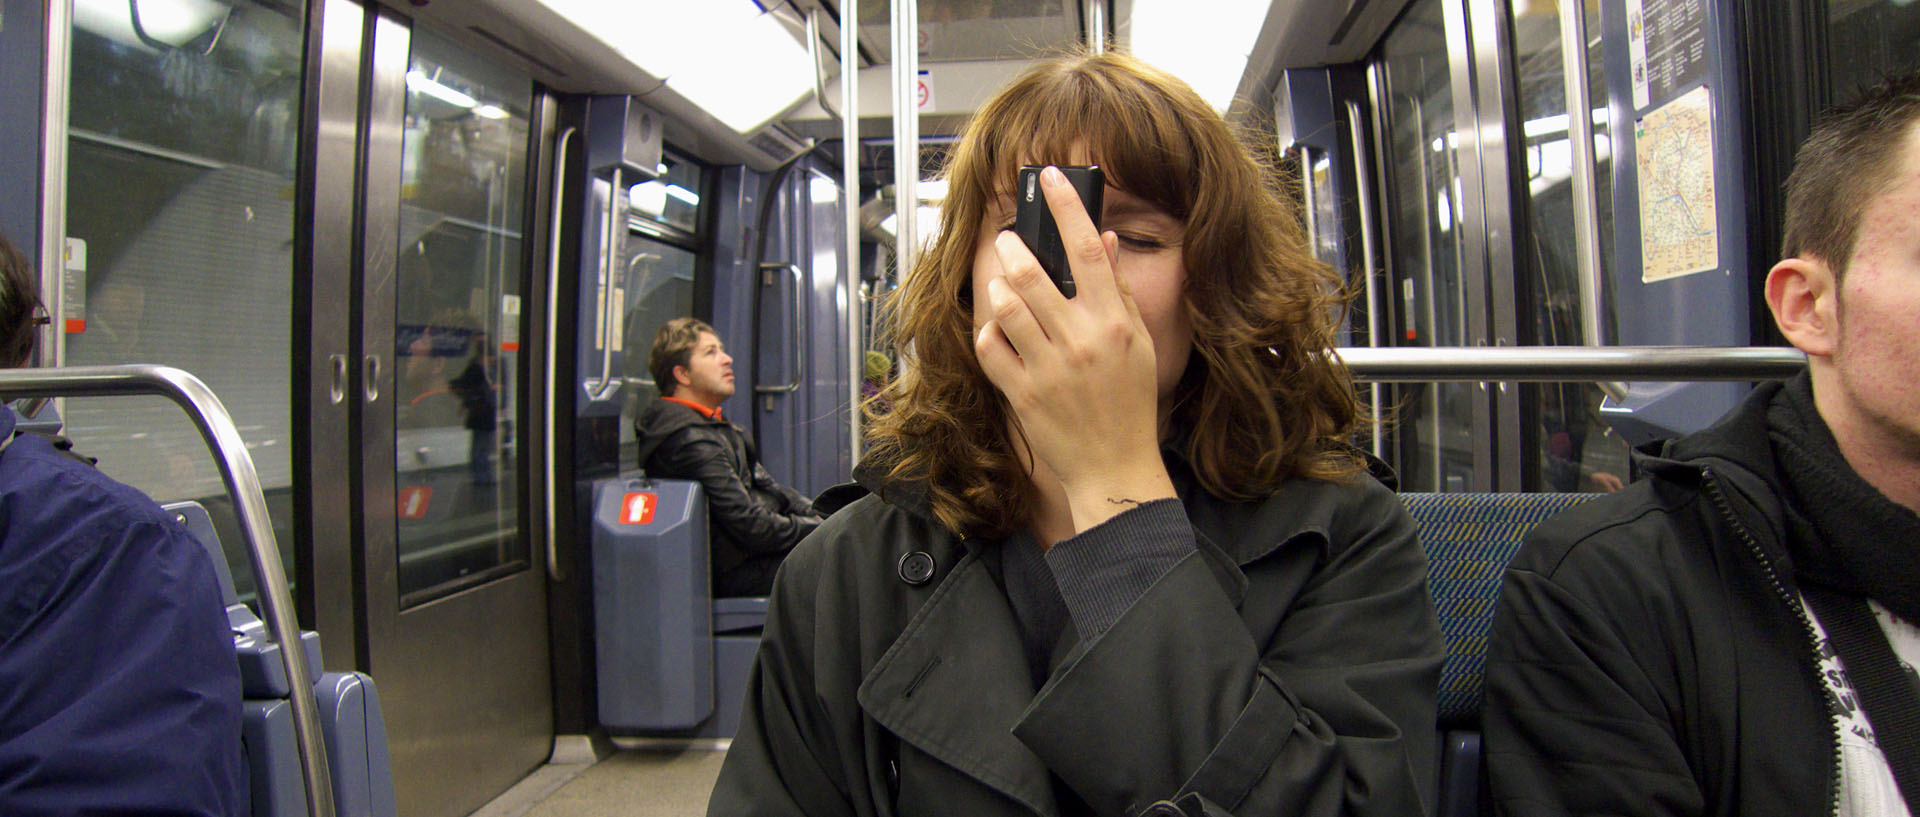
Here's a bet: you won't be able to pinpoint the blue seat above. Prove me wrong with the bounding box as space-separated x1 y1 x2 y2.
166 501 396 817
1403 492 1597 817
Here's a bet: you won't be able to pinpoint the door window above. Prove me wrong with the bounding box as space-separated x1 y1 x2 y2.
63 0 309 601
1508 0 1631 492
1379 0 1477 492
391 28 532 605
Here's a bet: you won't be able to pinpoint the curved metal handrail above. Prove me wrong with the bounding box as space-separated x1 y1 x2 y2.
545 125 575 584
588 168 625 401
806 7 843 121
0 365 335 817
753 263 807 396
1335 346 1806 382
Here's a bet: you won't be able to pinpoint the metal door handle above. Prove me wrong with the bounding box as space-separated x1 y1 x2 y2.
588 168 623 401
545 125 575 583
363 355 381 402
329 354 348 405
755 262 805 399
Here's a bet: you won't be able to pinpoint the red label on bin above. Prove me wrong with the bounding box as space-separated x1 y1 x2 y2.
398 486 432 519
620 492 658 525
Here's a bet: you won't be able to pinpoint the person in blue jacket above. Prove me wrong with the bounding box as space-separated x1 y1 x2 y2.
0 231 246 816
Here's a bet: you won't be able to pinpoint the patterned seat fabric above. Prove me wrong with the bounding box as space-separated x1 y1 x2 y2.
1404 492 1598 726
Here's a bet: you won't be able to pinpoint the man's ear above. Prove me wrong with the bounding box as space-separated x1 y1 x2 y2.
672 364 694 389
1765 257 1839 357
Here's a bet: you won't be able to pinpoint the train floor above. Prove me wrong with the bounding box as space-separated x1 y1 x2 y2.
473 740 729 817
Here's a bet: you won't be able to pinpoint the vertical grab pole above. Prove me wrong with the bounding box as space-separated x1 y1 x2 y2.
1557 0 1625 399
841 0 865 464
891 0 919 285
40 0 73 370
1346 102 1386 459
1085 0 1106 53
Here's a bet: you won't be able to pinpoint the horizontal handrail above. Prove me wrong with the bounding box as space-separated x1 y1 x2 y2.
1335 346 1806 383
0 365 334 817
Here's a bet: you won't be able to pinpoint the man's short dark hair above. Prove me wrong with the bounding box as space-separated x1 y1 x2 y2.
0 232 40 369
1781 70 1920 275
649 317 716 396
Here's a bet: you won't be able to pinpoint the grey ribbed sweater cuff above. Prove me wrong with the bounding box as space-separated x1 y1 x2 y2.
1044 499 1194 639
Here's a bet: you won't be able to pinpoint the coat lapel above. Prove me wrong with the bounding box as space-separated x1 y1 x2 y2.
856 552 1059 817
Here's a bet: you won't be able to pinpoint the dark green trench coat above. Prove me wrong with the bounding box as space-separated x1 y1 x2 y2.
708 464 1444 817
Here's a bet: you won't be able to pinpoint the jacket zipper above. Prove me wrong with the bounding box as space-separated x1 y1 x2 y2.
1702 467 1843 817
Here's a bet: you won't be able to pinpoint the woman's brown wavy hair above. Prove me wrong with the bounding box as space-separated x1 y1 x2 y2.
864 50 1365 539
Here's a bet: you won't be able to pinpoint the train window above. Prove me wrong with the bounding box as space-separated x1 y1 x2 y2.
62 0 310 601
615 240 699 461
629 152 706 237
1828 0 1920 101
391 28 533 604
1508 0 1631 492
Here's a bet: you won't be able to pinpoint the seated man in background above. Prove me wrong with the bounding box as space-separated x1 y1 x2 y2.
0 232 245 815
636 318 822 597
1485 71 1920 817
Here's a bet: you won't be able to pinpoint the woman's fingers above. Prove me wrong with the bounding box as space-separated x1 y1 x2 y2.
974 317 1019 388
993 231 1069 332
1039 166 1119 309
983 273 1052 364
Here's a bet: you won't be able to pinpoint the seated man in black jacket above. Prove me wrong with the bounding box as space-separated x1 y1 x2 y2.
635 318 822 597
1485 71 1920 817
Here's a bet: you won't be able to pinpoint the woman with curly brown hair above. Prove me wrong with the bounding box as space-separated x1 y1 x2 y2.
709 50 1442 817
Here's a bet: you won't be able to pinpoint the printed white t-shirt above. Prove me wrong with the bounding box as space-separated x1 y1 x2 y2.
1805 597 1920 817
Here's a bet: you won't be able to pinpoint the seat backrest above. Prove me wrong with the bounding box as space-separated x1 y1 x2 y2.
1403 492 1598 726
1405 492 1597 817
162 500 396 817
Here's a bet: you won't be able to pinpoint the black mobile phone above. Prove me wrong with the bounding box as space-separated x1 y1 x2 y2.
1014 165 1104 298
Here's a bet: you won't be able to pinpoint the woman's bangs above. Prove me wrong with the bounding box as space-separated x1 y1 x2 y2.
965 77 1188 219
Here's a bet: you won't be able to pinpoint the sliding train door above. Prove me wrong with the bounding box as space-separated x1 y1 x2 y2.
1359 0 1637 492
354 14 553 817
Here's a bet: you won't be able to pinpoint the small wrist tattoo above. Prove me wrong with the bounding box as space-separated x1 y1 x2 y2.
1106 497 1143 507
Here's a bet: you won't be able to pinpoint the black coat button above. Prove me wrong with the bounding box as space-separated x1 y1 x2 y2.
897 551 936 585
1141 802 1185 817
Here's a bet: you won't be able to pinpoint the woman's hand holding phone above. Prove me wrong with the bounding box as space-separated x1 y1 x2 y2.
975 166 1176 535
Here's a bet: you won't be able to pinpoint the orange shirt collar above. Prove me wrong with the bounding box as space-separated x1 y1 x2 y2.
662 395 722 421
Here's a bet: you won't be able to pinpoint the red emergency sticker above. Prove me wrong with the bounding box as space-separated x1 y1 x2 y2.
620 492 657 525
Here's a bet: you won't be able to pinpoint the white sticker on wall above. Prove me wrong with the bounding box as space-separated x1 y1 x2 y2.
500 294 521 352
63 237 86 333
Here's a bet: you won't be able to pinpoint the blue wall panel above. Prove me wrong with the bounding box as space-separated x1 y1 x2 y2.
0 0 43 257
1599 0 1752 441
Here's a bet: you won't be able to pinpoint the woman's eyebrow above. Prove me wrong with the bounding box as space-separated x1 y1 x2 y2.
1104 195 1172 221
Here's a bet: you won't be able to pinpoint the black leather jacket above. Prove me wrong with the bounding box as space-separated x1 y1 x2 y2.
634 398 821 592
1485 375 1843 817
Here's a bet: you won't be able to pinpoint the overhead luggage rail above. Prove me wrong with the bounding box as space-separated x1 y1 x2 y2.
1335 346 1807 382
0 364 334 817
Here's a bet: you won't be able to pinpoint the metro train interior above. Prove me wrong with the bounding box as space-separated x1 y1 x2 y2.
0 0 1914 814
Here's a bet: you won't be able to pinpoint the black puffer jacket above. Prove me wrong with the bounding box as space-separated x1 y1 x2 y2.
1484 375 1848 817
634 398 821 593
